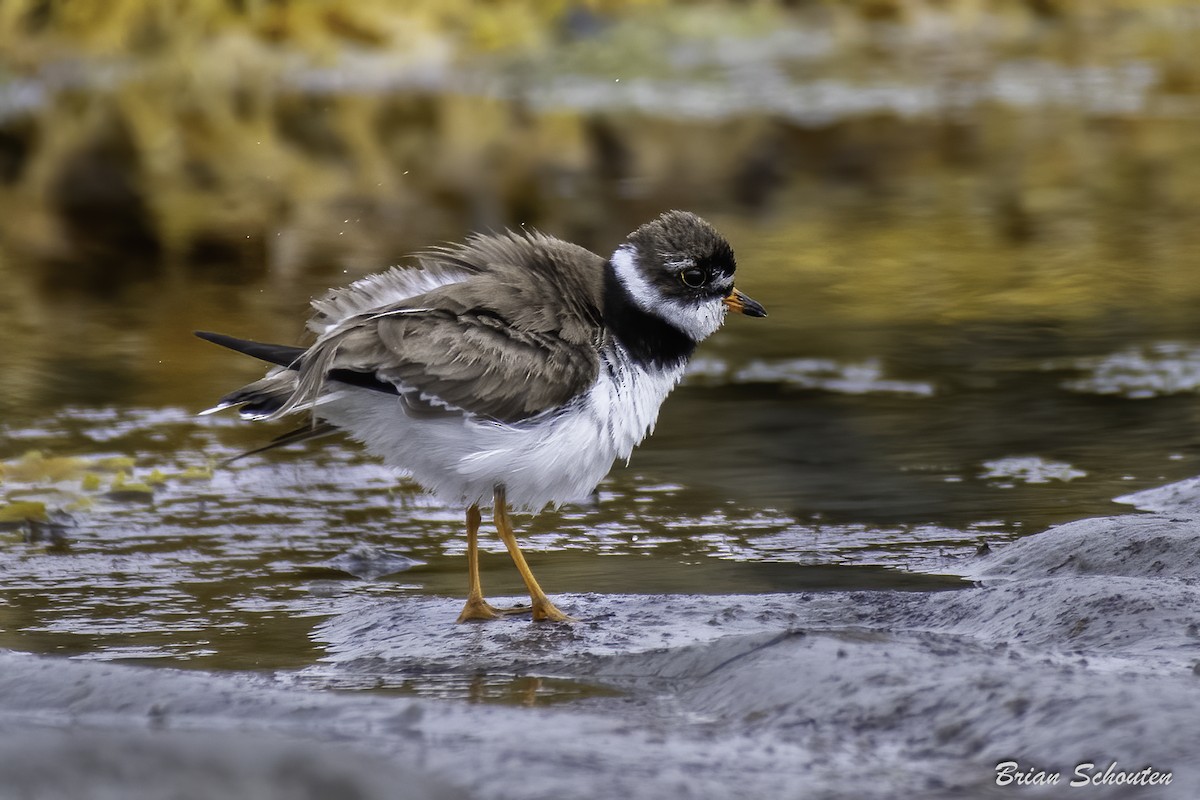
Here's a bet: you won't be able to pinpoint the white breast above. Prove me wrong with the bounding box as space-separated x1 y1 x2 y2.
318 342 687 511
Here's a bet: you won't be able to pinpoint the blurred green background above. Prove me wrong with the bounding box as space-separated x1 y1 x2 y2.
3 1 1199 331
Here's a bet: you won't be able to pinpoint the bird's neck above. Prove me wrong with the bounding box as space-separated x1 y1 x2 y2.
602 260 696 370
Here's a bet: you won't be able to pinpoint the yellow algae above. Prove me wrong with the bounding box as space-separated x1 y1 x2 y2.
94 457 138 473
109 483 155 495
2 453 87 483
105 473 156 501
176 466 215 482
65 497 96 513
0 501 49 524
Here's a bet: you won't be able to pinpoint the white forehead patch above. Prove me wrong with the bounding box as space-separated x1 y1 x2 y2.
611 245 727 342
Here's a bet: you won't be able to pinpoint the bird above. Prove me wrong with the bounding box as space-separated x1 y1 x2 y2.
196 210 766 623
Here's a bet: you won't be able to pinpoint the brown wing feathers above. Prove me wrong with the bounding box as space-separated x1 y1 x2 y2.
372 307 597 423
199 229 607 426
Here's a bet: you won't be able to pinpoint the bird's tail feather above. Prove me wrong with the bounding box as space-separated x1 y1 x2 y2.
194 331 305 369
195 329 399 426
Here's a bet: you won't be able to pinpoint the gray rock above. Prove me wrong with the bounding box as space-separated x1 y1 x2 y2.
0 724 465 800
969 514 1200 580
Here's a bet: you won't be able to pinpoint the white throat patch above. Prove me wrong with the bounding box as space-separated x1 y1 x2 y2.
610 245 726 342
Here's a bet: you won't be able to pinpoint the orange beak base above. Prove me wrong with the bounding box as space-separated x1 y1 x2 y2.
724 288 767 318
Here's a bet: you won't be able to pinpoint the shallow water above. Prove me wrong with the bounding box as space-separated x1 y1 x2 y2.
3 281 1200 686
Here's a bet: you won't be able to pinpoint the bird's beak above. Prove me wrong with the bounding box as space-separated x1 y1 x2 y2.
724 287 767 318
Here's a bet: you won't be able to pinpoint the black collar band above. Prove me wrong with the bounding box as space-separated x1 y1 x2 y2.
602 263 696 369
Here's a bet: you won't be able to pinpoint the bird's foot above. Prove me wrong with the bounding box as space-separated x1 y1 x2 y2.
531 597 577 623
456 595 575 623
456 596 505 623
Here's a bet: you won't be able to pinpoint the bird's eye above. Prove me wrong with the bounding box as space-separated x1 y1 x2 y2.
679 268 706 288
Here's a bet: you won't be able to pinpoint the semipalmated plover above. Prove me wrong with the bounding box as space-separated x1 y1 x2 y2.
197 210 765 622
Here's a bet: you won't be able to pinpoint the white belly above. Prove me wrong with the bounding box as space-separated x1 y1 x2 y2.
319 345 687 511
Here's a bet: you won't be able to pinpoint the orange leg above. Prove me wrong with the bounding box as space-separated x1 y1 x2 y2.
492 486 575 623
456 504 502 622
456 503 533 622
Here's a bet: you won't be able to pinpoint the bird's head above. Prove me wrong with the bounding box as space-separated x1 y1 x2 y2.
609 210 766 343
